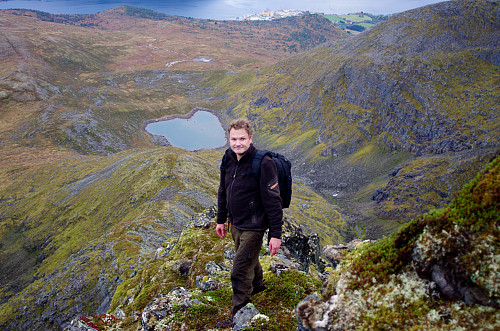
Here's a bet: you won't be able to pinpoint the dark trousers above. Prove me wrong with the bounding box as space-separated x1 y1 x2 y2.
230 226 265 317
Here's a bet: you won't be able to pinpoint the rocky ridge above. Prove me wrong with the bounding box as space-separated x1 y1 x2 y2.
65 211 327 330
64 155 499 330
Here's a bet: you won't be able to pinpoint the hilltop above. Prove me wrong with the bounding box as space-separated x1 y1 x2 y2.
3 6 345 67
0 0 499 329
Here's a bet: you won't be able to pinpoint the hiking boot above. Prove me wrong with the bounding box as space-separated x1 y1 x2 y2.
251 283 267 295
215 318 233 328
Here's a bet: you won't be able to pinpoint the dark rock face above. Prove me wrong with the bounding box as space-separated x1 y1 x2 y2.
428 264 496 307
232 303 260 331
280 218 323 272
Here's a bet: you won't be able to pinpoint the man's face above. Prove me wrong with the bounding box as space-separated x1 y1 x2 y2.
229 128 253 159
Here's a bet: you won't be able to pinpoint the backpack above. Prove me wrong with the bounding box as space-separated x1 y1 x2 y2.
221 148 292 208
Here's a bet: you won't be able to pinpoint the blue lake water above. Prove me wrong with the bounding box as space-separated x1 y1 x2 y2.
145 110 226 151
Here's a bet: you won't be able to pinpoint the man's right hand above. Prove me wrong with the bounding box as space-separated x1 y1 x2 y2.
216 223 227 238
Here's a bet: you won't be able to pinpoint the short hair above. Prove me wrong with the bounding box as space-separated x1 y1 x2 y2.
228 118 253 137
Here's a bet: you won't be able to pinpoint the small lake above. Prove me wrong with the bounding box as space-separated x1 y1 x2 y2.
145 110 226 151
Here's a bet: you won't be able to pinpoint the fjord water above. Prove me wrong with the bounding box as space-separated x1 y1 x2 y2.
0 0 327 19
145 111 226 151
0 0 445 19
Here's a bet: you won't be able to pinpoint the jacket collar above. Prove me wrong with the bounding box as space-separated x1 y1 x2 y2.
228 143 256 163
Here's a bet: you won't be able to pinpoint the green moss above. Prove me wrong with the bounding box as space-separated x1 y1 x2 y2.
248 269 323 330
318 156 500 329
344 155 499 290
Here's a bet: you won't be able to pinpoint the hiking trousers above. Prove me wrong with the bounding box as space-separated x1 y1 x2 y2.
230 226 265 317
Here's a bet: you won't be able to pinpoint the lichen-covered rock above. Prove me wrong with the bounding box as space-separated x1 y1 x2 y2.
195 275 219 291
141 287 200 331
64 319 99 331
412 218 499 308
323 239 372 266
205 260 223 276
223 247 236 260
296 293 328 331
270 254 302 277
297 156 500 330
189 206 217 228
232 303 261 331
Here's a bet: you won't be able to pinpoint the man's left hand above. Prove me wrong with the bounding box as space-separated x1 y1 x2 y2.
269 237 281 256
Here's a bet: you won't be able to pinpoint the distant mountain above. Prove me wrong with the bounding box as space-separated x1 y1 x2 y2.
0 7 345 153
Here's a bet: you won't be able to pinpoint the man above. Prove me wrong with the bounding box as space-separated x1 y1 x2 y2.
216 118 283 321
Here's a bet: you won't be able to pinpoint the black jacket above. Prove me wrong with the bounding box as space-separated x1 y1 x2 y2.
217 144 283 239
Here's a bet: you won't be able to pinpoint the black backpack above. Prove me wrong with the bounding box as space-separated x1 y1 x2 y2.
221 148 292 208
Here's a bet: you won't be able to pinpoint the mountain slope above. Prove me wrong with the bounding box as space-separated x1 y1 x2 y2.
0 145 343 329
0 8 345 156
35 153 500 330
225 0 498 154
213 0 499 230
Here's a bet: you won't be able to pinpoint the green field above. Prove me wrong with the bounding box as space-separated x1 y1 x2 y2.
324 13 373 23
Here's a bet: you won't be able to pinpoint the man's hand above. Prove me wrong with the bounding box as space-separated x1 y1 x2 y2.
269 237 281 256
216 223 227 238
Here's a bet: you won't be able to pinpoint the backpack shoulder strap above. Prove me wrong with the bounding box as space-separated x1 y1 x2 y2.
252 149 271 178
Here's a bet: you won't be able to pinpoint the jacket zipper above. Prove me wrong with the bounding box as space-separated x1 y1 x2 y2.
227 164 239 217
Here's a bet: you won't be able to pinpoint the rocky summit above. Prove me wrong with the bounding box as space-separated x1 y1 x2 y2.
0 0 498 330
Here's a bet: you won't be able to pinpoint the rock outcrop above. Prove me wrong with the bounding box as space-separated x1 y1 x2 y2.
295 156 500 330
